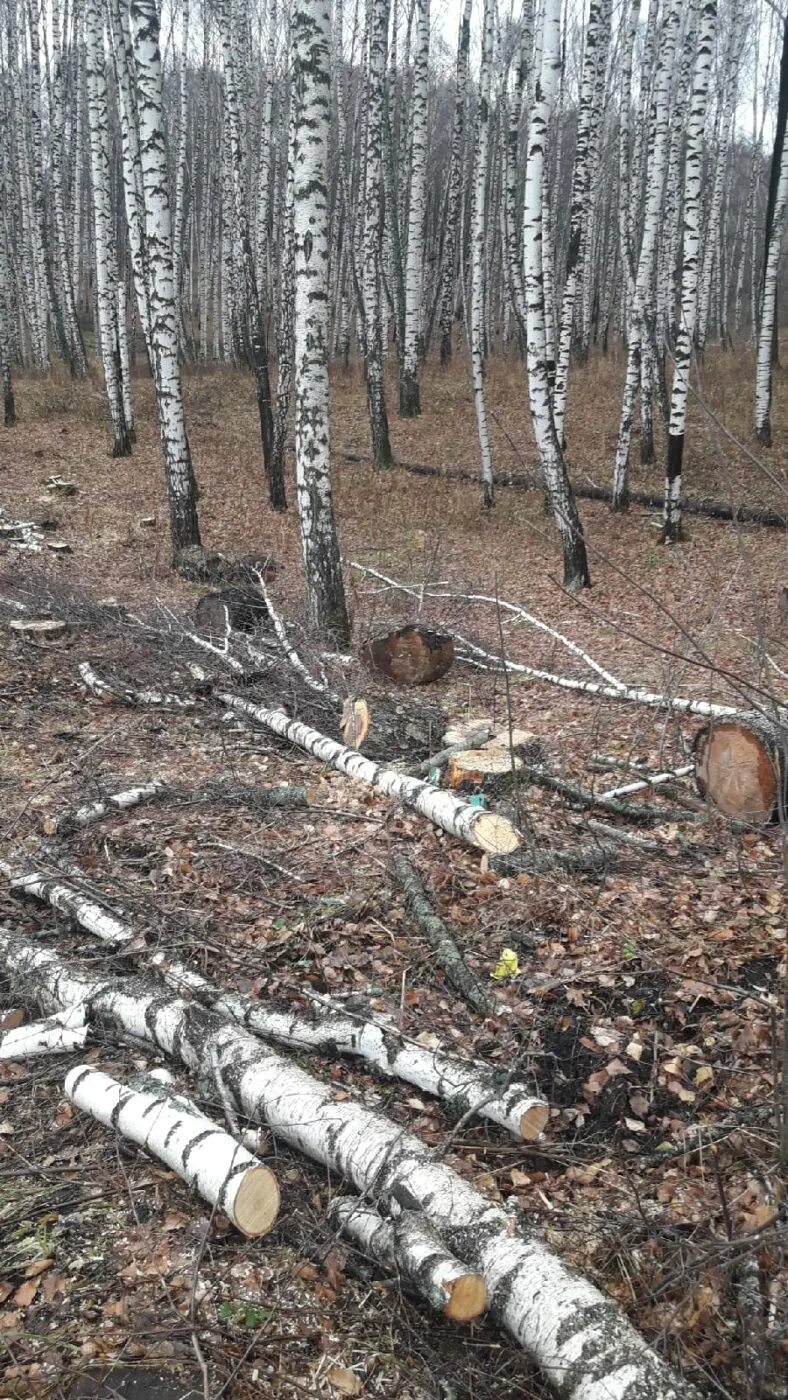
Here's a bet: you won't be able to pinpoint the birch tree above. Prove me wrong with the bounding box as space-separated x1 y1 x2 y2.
129 0 202 549
662 0 716 544
523 0 590 588
399 0 429 416
292 0 350 642
469 0 495 508
436 0 471 365
362 0 394 465
755 15 788 445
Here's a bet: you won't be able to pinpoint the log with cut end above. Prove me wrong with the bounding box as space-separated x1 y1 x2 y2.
329 1198 487 1321
195 589 269 639
65 1065 280 1236
361 626 454 685
693 712 788 823
0 933 699 1400
0 1006 87 1060
217 695 520 855
153 956 547 1140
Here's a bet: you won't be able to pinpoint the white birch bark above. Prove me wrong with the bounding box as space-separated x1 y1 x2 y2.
153 957 548 1140
292 0 350 641
49 0 88 376
362 0 394 465
523 0 590 589
84 0 131 455
611 0 682 511
755 114 788 444
0 860 134 945
469 0 495 508
0 933 700 1400
399 0 429 416
437 0 471 364
329 1199 487 1320
65 1064 280 1236
215 693 521 853
105 0 152 356
0 1006 87 1060
129 0 202 551
696 8 747 354
662 1 716 544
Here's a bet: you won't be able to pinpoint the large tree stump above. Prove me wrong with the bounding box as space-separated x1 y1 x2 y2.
195 589 269 639
445 746 523 796
693 712 788 823
361 625 454 685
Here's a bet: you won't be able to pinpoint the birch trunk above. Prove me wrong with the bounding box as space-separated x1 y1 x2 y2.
469 0 495 507
216 693 521 853
0 1006 87 1060
662 1 716 544
292 0 350 642
153 956 548 1140
362 0 394 465
0 933 700 1400
84 0 131 457
65 1064 280 1236
523 0 590 589
756 20 788 445
129 0 202 551
437 0 471 365
399 0 429 416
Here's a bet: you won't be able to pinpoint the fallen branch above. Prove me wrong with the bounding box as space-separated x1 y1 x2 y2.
0 933 699 1400
410 730 493 777
329 1198 487 1321
521 766 685 825
597 765 694 800
250 569 339 703
78 661 194 710
393 856 503 1017
0 860 134 946
56 780 168 832
216 695 520 856
55 778 309 833
0 1005 87 1059
153 955 547 1140
65 1064 280 1237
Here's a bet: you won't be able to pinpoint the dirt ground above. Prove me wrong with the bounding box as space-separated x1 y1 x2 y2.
0 348 786 1399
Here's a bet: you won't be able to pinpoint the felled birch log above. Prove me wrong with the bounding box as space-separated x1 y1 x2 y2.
65 1064 280 1236
54 779 309 834
393 856 502 1018
79 661 194 710
53 781 168 833
0 1006 87 1060
0 861 134 946
217 695 520 856
329 1198 487 1321
152 956 547 1141
0 933 698 1400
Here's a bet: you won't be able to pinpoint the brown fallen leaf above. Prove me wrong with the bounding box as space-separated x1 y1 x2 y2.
12 1276 41 1307
23 1258 53 1279
41 1272 66 1303
0 1310 22 1331
0 1009 24 1033
327 1363 364 1396
0 1281 13 1304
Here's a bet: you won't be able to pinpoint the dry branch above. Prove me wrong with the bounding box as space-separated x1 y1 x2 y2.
79 660 194 709
329 1198 487 1321
65 1064 280 1236
393 856 503 1017
216 694 520 855
152 956 547 1140
0 933 700 1400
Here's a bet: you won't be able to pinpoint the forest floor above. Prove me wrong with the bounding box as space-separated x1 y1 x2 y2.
0 347 786 1400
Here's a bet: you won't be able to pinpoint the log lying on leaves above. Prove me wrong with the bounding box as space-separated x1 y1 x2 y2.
694 712 788 823
79 661 194 710
329 1198 487 1321
153 956 547 1141
0 861 134 946
0 933 699 1400
217 695 520 855
65 1065 280 1237
393 856 503 1018
52 780 168 833
361 626 454 685
0 1006 87 1059
521 766 683 825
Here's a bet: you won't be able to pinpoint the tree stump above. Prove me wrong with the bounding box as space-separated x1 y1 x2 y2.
446 745 523 796
9 618 68 640
693 712 788 823
195 589 269 639
361 625 454 685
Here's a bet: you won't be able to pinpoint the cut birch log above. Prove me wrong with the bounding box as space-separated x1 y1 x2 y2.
0 1006 87 1060
52 780 168 833
64 1065 280 1236
51 779 309 835
329 1198 487 1321
393 855 503 1017
152 956 547 1140
693 712 788 823
0 861 134 946
217 695 520 855
361 626 454 685
0 934 699 1400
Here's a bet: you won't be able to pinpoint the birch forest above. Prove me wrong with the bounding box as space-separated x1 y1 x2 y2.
0 0 787 1396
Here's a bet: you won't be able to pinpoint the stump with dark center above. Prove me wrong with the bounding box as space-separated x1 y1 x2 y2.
361 625 454 685
693 712 788 823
